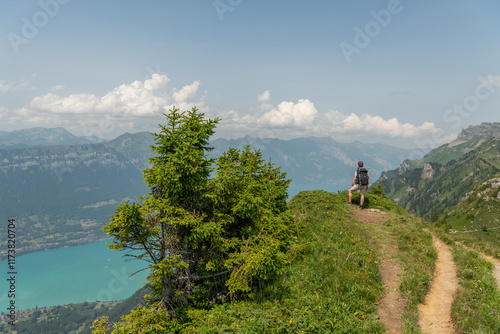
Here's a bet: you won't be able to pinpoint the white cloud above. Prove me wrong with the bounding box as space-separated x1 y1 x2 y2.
257 90 270 103
0 77 34 93
4 74 207 139
320 110 437 138
172 80 200 103
3 76 440 146
215 93 437 144
24 74 203 119
256 90 273 111
30 93 100 114
259 98 318 128
97 74 171 116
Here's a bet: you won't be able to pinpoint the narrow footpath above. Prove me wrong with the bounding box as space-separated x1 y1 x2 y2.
352 207 407 334
351 206 460 334
417 237 458 334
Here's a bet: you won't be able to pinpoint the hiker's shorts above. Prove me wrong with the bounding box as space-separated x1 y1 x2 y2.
351 184 368 192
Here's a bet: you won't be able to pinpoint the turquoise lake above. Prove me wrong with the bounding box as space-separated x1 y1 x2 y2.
0 184 345 311
0 240 148 311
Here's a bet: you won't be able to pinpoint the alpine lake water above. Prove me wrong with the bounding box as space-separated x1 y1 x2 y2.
0 184 346 311
0 239 149 311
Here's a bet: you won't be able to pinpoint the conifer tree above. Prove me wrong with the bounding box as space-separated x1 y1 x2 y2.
99 107 295 331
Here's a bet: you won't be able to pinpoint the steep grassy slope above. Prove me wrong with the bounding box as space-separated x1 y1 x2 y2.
416 136 486 166
433 182 500 333
378 137 500 218
438 177 500 257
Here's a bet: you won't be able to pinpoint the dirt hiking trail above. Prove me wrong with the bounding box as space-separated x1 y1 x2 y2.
418 236 458 334
352 207 407 334
351 206 459 334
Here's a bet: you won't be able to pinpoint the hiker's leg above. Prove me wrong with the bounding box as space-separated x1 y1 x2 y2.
348 187 354 203
360 189 365 206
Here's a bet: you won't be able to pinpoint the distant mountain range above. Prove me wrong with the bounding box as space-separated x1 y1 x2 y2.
377 122 500 218
0 127 414 257
210 136 413 185
0 127 104 149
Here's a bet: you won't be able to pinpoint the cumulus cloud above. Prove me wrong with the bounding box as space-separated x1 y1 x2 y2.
258 98 318 128
0 77 34 93
257 90 270 103
173 80 200 103
25 74 203 119
256 90 273 111
3 75 441 146
320 110 437 138
96 74 171 116
215 90 437 144
5 74 207 139
30 93 100 114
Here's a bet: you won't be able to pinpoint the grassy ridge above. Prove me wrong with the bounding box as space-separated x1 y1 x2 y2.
181 189 439 333
184 190 385 333
10 189 467 333
354 186 436 333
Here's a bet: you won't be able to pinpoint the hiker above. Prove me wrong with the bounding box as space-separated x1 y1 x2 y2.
347 161 369 209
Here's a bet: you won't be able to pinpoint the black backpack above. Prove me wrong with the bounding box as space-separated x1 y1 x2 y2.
358 168 369 186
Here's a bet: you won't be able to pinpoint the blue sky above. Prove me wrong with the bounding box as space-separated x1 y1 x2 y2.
1 0 499 150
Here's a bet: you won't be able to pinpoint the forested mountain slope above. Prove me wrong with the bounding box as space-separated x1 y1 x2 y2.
438 177 500 253
377 123 500 218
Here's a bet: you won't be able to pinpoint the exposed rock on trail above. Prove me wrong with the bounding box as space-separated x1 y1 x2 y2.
418 237 458 334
